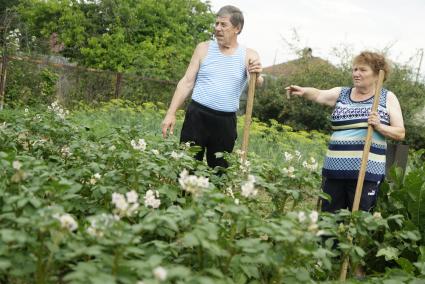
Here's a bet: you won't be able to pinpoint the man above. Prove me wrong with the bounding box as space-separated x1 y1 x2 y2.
161 5 263 168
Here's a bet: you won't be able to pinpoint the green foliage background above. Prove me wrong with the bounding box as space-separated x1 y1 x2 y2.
14 0 214 79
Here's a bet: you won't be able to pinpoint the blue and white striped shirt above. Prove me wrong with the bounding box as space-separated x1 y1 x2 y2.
191 40 247 112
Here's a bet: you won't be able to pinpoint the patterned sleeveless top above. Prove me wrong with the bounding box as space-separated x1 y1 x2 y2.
322 87 390 182
191 40 248 112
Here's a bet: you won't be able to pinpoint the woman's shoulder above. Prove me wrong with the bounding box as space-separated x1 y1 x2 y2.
340 86 352 93
384 90 400 106
385 89 396 98
336 87 352 103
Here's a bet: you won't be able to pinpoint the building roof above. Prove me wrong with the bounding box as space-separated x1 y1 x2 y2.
263 48 335 77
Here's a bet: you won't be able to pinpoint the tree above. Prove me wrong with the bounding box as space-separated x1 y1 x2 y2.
0 0 19 13
17 0 215 79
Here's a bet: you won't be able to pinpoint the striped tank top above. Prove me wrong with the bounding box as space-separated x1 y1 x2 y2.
191 40 248 112
322 87 390 182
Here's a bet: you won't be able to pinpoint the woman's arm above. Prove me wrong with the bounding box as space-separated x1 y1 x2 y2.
285 85 341 107
368 91 405 141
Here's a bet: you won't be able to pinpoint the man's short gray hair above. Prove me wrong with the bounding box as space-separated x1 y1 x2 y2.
217 5 244 34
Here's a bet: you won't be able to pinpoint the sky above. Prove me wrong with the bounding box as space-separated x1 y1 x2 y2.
208 0 425 79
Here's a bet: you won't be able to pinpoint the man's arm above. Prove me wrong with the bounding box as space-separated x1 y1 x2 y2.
246 48 263 87
161 42 208 138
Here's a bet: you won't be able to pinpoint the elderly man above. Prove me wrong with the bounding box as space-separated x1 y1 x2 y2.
161 5 263 168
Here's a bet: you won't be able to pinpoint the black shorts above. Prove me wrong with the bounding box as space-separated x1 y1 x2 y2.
180 100 237 168
321 178 381 213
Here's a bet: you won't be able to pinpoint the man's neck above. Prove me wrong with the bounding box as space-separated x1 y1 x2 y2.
218 40 238 55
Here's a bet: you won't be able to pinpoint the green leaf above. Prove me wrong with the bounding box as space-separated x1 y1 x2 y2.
182 233 199 247
240 264 260 279
0 229 27 243
167 265 191 279
377 247 399 261
396 257 415 274
399 230 421 241
414 261 425 275
29 198 42 208
0 259 11 270
90 274 116 284
353 246 366 258
17 198 29 208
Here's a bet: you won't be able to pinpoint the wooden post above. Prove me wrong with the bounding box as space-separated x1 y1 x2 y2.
0 55 8 110
339 70 385 281
241 73 257 162
115 72 122 99
0 61 2 110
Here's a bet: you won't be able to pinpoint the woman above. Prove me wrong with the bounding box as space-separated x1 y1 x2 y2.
286 51 405 213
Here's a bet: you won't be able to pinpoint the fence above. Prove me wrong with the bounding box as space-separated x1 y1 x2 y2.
0 54 178 108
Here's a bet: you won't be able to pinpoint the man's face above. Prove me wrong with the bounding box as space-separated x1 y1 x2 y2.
214 15 239 46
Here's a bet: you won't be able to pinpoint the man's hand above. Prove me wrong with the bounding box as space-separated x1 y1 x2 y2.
161 113 176 138
248 58 262 74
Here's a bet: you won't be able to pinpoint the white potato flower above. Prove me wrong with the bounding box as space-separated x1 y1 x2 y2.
171 151 184 160
55 214 78 232
309 210 319 224
298 211 306 223
126 190 139 204
241 175 257 198
283 166 295 178
178 169 209 195
284 151 293 161
131 138 147 151
12 160 22 170
153 266 167 281
144 190 161 209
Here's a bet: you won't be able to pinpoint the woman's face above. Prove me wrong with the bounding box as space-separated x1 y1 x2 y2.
352 63 377 89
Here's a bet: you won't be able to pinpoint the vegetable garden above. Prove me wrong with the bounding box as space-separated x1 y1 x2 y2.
1 100 425 283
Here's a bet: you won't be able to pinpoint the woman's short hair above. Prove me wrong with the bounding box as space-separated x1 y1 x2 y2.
217 5 244 34
353 51 391 81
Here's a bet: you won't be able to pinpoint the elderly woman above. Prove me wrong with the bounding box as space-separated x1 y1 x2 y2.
286 51 405 213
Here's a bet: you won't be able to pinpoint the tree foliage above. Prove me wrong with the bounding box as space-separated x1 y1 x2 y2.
16 0 215 79
0 0 19 13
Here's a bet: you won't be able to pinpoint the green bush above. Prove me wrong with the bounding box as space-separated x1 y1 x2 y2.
5 60 58 107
